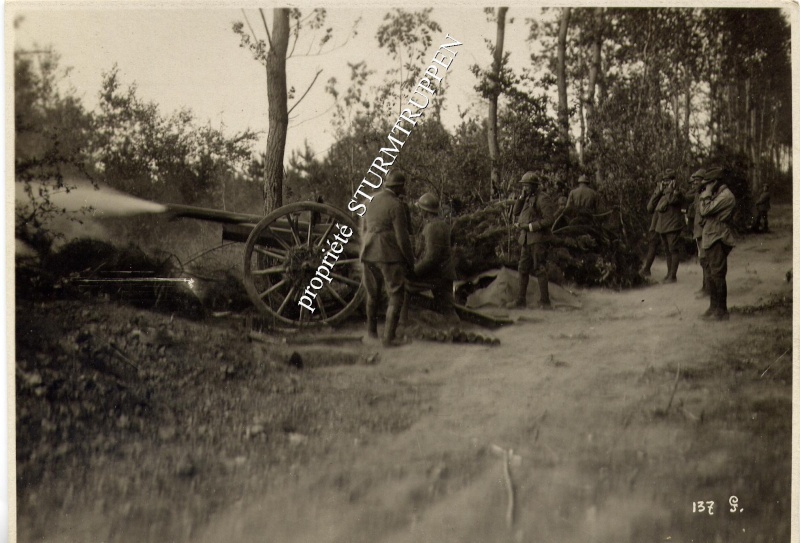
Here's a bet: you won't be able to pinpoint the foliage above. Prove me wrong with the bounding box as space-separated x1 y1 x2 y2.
92 66 258 205
14 49 95 254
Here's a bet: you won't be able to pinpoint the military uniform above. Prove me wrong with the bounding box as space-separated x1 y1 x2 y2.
565 175 599 221
699 167 736 320
511 172 557 308
686 168 709 296
753 186 771 232
410 214 458 320
639 197 660 277
653 170 685 282
360 173 414 345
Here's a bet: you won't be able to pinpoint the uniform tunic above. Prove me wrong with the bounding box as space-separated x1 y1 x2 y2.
565 184 599 213
360 188 414 309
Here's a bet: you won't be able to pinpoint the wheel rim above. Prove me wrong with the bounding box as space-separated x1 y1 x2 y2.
243 201 364 327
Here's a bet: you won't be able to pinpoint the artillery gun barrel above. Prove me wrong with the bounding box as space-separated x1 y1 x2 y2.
165 203 263 225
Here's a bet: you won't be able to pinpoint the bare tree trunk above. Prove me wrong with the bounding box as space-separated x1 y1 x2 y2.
683 74 691 143
584 8 602 155
556 7 571 155
578 77 585 166
487 6 508 199
263 8 290 213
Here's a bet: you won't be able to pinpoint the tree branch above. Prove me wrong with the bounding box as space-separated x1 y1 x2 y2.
259 8 274 51
241 9 259 44
287 19 301 59
288 69 323 116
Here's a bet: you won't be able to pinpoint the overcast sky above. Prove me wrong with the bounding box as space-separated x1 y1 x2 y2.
11 4 541 160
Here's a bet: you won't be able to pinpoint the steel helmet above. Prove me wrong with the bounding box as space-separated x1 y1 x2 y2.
385 170 406 188
519 171 541 186
417 192 440 213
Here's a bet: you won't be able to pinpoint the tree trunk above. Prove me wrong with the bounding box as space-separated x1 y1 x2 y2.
487 6 507 199
263 8 290 214
584 8 602 166
578 77 585 166
556 7 571 155
683 74 691 144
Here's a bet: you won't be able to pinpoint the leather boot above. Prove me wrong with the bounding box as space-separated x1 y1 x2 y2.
702 278 718 318
398 289 410 330
366 301 379 338
538 274 552 309
507 273 529 308
669 252 680 281
661 254 675 283
382 304 403 347
716 277 729 320
640 236 657 277
695 264 710 298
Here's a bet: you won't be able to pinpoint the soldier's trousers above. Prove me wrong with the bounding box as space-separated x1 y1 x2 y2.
642 230 660 272
363 261 406 338
705 241 733 314
404 277 457 320
518 242 550 305
754 210 769 231
695 237 710 293
659 230 682 279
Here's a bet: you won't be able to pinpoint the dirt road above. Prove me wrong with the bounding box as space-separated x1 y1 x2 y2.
16 206 791 543
193 206 792 543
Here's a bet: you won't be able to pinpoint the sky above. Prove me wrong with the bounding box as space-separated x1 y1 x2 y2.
10 4 542 160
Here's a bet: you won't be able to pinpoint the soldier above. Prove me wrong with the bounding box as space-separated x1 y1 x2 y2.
360 170 415 347
401 192 459 325
639 177 662 278
653 169 685 283
753 184 771 233
565 174 599 215
509 171 557 309
686 168 709 298
698 167 736 320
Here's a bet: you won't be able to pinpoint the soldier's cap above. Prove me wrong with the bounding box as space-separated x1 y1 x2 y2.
416 192 439 213
578 174 589 184
690 168 707 180
385 170 406 188
661 168 676 180
702 167 723 182
518 171 541 185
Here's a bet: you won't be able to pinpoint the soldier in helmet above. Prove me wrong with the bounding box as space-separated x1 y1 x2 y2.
401 192 459 324
360 170 415 347
509 171 557 309
564 174 599 222
699 167 736 320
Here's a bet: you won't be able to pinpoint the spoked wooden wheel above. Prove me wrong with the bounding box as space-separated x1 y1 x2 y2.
243 202 364 327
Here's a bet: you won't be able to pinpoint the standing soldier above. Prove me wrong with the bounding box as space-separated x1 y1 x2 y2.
360 170 415 347
401 192 459 325
565 174 599 215
753 184 771 232
686 168 710 298
699 167 736 320
653 169 685 283
639 176 663 278
509 171 557 309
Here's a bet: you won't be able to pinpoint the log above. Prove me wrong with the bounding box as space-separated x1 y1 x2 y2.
406 291 514 329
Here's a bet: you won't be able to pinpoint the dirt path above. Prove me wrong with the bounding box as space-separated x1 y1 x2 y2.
193 206 792 543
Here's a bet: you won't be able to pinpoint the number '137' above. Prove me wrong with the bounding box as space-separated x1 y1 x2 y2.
693 501 715 515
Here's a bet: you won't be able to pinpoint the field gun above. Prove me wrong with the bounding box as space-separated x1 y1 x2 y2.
164 200 511 330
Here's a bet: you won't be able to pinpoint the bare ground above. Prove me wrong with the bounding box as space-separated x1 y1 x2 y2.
14 205 792 543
